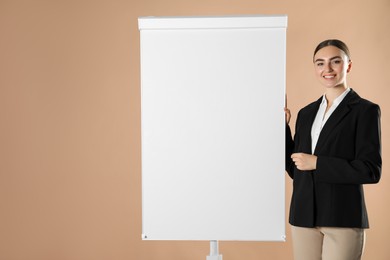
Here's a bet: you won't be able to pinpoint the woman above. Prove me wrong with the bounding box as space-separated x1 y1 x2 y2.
285 39 381 260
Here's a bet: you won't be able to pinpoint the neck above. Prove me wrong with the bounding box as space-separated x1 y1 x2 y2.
325 84 348 105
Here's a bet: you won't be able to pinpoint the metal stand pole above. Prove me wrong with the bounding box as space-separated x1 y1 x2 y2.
206 240 222 260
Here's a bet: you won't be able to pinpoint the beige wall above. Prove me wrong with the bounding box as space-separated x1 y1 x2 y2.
0 0 389 259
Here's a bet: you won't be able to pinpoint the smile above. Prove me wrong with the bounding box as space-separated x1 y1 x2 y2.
323 75 335 79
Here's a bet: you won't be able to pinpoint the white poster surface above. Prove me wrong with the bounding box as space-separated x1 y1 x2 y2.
139 15 287 241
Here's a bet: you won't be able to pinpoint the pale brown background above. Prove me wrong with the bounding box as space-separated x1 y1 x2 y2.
1 0 389 259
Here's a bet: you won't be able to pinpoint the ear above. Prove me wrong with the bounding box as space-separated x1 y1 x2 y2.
347 60 352 73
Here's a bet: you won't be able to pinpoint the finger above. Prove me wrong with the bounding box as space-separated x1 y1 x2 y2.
291 153 301 158
285 94 288 108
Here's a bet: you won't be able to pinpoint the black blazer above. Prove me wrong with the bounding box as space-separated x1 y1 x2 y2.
286 89 381 228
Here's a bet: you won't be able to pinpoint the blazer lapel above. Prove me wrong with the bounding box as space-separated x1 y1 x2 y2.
313 89 360 155
299 97 322 154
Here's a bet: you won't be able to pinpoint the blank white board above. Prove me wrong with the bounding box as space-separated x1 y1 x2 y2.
139 15 287 241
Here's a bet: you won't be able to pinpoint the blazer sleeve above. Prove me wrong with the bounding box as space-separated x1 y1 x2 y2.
286 110 302 179
285 123 295 179
314 104 382 184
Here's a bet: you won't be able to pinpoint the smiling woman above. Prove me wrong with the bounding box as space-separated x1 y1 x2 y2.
285 39 382 260
313 39 352 93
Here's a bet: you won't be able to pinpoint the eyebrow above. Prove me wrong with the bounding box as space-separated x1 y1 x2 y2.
314 56 343 63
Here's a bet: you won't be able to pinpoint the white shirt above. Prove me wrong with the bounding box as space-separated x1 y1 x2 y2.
311 88 351 154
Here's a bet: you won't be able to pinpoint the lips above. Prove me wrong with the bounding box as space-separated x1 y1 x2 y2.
323 75 335 79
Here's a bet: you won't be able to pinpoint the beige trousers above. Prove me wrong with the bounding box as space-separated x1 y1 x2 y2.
291 225 366 260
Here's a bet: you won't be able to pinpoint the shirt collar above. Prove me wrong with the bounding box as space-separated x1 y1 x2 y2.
321 87 351 106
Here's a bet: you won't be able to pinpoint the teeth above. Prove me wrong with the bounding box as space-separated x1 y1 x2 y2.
324 75 335 79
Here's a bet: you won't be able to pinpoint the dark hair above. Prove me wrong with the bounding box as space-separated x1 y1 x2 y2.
313 39 351 61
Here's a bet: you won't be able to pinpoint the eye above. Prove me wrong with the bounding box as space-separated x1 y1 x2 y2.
332 59 342 65
316 62 324 67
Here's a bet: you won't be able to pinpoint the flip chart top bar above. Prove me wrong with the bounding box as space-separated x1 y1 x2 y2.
138 15 288 30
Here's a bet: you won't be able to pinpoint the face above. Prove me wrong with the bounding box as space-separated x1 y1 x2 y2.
313 45 352 89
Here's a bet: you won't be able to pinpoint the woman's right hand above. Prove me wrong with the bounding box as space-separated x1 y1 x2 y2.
285 95 291 125
285 108 291 125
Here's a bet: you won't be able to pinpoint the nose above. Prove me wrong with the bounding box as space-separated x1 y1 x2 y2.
325 62 333 72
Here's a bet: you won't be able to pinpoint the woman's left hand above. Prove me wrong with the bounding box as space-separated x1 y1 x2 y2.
291 153 317 171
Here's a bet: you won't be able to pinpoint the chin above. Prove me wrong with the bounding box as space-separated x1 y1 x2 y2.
321 82 344 89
